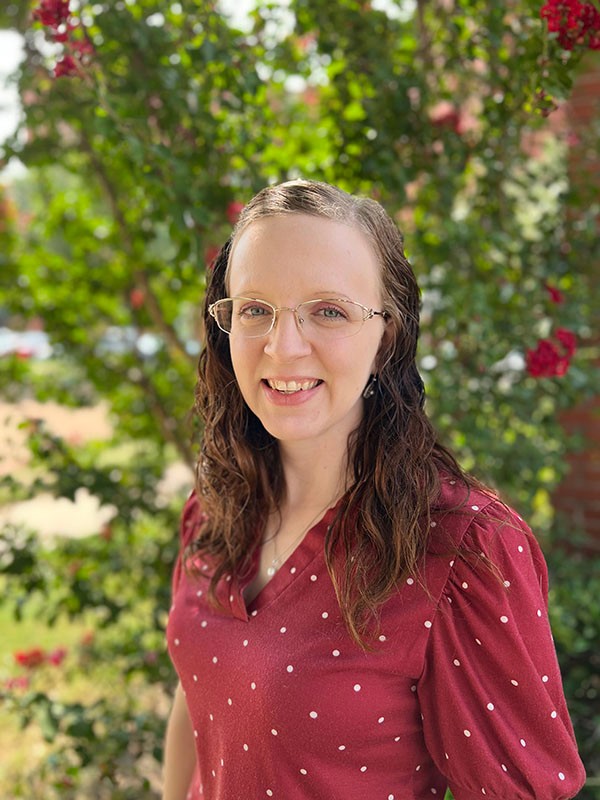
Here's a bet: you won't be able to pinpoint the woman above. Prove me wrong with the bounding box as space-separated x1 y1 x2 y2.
163 180 585 800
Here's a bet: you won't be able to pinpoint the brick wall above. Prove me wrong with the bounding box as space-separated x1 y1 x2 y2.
551 56 600 543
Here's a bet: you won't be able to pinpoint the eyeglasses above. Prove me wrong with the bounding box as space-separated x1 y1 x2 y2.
208 297 388 340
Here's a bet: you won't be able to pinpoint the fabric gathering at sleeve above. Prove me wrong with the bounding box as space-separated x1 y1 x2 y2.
171 490 203 596
417 502 586 800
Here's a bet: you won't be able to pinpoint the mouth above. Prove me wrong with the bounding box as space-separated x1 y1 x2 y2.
263 379 323 394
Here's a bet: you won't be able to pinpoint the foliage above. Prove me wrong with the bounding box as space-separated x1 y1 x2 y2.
0 0 598 795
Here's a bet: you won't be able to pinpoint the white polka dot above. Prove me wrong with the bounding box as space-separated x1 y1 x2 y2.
300 768 307 775
220 759 224 766
212 656 218 663
487 703 494 711
475 638 482 646
280 627 286 633
229 594 234 602
209 713 213 721
471 505 479 511
322 612 328 619
243 639 249 647
445 752 449 760
379 634 387 642
394 736 401 742
461 582 469 589
424 620 432 628
511 679 519 686
243 743 248 751
194 730 198 738
542 675 549 683
406 577 414 585
360 765 367 772
551 710 557 719
196 589 203 596
537 609 542 617
251 682 256 690
431 790 437 795
388 795 395 800
449 560 455 567
193 674 198 682
415 765 421 771
520 738 526 747
174 638 180 646
286 665 294 673
378 716 385 723
266 791 273 797
227 697 232 706
503 580 511 587
200 620 208 628
251 609 258 616
332 649 340 657
501 764 507 772
309 711 318 719
354 684 361 692
271 728 278 736
430 521 437 527
338 744 346 751
464 730 471 737
500 615 509 624
453 659 461 667
411 684 417 692
558 772 565 781
290 566 296 574
310 574 317 581
481 789 486 795
518 545 524 553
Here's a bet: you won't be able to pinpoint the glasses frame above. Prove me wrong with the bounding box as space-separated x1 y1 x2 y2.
208 296 388 339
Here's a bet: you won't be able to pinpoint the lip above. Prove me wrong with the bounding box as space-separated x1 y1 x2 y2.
261 379 323 406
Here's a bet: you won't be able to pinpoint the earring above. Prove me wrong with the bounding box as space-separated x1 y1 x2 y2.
362 374 378 399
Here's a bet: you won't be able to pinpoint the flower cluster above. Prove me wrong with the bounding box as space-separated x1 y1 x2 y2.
541 0 600 50
526 328 577 377
32 0 94 78
14 645 68 669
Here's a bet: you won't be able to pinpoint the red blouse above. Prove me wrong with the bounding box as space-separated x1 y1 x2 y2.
167 480 585 800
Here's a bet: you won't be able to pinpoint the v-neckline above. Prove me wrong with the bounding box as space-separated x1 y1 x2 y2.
233 501 342 619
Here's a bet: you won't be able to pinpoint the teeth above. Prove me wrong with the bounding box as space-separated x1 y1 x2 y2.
267 379 320 393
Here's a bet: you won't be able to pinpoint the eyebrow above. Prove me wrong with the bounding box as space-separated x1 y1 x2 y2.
230 290 353 299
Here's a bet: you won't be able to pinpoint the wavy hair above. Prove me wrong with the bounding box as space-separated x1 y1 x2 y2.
191 180 482 647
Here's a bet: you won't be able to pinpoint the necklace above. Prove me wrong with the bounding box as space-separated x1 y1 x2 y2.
264 499 337 578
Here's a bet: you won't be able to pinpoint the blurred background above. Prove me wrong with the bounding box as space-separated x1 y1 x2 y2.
0 0 598 797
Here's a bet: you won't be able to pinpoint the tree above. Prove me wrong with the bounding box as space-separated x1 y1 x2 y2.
0 0 598 796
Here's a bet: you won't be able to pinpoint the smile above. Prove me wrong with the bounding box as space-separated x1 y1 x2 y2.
264 379 323 394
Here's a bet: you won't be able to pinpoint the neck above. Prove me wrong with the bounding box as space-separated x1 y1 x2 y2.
278 439 351 511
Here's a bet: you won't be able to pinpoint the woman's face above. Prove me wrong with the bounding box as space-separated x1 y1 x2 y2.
226 213 388 454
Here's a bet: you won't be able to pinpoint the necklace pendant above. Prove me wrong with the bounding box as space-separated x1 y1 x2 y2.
266 565 276 577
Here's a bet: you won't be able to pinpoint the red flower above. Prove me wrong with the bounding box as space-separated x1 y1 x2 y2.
526 328 576 377
47 647 68 666
545 283 565 304
555 327 577 357
14 647 46 669
226 201 245 226
33 0 70 28
54 55 78 78
541 0 600 50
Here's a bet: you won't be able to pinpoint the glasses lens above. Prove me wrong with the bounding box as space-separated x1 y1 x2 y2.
214 298 275 336
299 299 365 339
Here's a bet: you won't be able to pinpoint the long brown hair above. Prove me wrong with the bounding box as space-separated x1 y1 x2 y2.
192 180 481 647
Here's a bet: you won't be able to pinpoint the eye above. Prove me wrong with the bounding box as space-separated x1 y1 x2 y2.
238 301 272 319
310 301 350 322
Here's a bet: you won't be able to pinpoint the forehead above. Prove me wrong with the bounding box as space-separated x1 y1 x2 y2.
227 213 382 300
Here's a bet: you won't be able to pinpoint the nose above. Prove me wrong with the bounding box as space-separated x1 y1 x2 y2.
263 307 312 360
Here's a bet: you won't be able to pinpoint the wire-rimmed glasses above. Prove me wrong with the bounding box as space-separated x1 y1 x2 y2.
208 297 388 340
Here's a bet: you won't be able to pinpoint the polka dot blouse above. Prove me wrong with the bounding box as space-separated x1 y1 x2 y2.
167 480 585 799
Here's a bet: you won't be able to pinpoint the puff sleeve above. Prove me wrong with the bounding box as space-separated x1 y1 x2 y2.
418 502 586 800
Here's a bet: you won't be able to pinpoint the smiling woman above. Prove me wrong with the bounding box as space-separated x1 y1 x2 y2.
162 180 585 800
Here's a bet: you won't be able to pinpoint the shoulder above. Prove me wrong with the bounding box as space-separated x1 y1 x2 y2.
179 490 207 548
